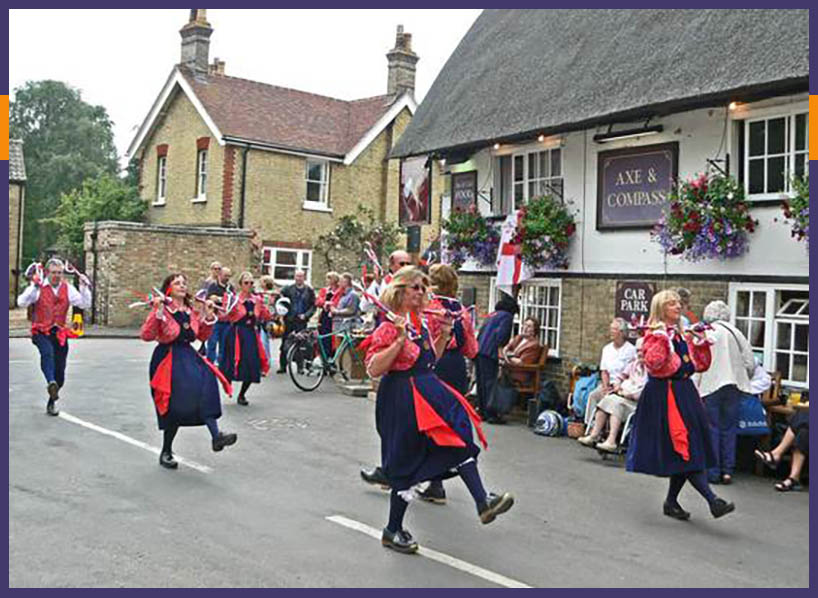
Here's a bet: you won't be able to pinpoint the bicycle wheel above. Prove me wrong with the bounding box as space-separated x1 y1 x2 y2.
334 343 368 386
287 336 325 391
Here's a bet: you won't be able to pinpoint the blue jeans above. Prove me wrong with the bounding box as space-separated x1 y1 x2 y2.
32 331 69 387
704 384 741 480
206 321 230 365
475 355 499 415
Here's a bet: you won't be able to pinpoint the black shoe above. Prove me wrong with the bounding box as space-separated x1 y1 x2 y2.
381 528 419 554
417 483 447 504
212 432 238 452
46 398 59 416
47 381 60 402
478 492 515 524
360 466 391 489
709 498 735 519
276 368 287 374
237 396 249 406
663 501 691 521
159 451 178 469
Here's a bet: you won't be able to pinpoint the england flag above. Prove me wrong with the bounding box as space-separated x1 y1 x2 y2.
495 210 533 296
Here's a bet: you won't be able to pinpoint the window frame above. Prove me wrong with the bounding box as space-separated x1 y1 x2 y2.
193 148 208 202
510 146 564 210
261 246 313 286
729 282 809 388
489 276 562 358
154 155 167 206
303 159 330 211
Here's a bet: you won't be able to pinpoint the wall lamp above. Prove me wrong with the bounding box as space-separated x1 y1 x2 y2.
593 124 663 144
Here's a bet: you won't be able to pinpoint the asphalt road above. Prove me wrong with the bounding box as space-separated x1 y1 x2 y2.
8 338 809 587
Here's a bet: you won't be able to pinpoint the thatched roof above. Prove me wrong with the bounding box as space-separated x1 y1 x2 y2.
392 9 809 158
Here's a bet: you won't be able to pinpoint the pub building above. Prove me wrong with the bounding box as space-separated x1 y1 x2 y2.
391 9 809 395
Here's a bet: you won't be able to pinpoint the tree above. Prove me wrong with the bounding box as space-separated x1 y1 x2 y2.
314 204 405 273
48 174 147 261
10 80 119 263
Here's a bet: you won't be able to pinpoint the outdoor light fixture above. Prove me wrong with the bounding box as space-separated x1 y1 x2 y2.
728 101 739 111
593 124 663 143
493 143 501 150
538 134 545 142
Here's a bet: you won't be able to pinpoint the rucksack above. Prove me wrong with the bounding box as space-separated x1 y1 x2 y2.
571 372 600 420
533 410 564 437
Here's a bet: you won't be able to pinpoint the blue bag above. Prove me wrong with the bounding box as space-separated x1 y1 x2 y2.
571 372 600 419
737 393 770 436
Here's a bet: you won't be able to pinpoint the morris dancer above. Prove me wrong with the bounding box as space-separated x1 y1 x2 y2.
220 272 271 405
141 273 237 469
365 266 513 554
17 258 92 416
626 290 735 520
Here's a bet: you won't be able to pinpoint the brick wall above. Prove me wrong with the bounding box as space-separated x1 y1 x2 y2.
84 221 255 327
8 183 23 307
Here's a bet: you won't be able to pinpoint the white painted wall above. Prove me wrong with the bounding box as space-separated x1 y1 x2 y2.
447 94 809 278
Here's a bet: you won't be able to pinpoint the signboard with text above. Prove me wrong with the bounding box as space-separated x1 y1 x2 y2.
451 170 477 213
615 281 657 337
597 142 678 230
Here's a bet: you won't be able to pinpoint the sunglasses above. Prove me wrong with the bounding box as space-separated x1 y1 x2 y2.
242 280 253 285
397 262 411 267
408 283 426 292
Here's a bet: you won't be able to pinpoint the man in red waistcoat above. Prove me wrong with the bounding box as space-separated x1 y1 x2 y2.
17 258 92 415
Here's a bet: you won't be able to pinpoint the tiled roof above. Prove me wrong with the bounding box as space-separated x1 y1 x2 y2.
181 68 396 157
9 139 26 182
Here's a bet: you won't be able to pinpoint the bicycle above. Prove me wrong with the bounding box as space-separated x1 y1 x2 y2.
286 326 368 392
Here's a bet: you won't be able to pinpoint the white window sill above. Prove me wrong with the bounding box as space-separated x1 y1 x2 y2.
302 201 332 213
152 199 167 207
191 196 208 204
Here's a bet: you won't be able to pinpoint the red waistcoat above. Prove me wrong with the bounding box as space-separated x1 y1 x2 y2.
32 283 70 331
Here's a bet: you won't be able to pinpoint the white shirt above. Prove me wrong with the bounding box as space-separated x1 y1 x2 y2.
599 341 637 380
695 320 755 396
17 281 92 311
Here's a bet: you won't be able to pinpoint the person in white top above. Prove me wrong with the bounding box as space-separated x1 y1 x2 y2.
583 318 637 425
17 258 92 415
695 300 755 485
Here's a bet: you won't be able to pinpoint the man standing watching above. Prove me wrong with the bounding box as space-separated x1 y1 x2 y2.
206 266 234 366
17 258 92 416
277 269 316 374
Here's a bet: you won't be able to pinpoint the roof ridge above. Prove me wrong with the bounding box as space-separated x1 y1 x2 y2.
200 70 365 105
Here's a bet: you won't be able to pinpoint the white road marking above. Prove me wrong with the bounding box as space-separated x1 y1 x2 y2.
325 515 532 589
57 411 213 474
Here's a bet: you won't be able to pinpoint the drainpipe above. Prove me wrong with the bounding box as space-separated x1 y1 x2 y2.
91 221 99 324
239 145 250 228
13 182 25 307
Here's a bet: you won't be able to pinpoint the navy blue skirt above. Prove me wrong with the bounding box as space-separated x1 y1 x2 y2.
434 349 469 395
149 343 222 430
626 377 716 476
376 369 480 491
221 324 262 383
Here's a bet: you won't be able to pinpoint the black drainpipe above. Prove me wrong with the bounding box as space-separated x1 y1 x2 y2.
90 221 99 324
13 182 25 307
239 145 250 228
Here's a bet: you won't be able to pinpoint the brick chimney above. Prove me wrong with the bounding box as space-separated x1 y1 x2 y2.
180 9 213 76
386 25 419 99
209 57 226 75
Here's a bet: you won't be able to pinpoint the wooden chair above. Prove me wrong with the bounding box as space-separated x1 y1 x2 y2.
503 344 549 400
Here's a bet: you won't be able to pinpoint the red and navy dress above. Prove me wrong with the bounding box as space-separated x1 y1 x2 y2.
626 329 716 476
429 297 478 395
366 320 487 492
221 296 271 383
141 307 232 430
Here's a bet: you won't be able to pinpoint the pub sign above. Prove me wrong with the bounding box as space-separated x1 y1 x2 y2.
615 281 657 336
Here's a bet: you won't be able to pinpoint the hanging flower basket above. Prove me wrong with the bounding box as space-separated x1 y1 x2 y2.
512 195 576 270
652 172 758 261
441 205 500 269
781 174 809 247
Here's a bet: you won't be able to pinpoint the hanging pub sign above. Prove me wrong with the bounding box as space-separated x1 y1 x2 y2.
615 281 657 337
399 155 432 226
597 141 678 230
451 170 478 213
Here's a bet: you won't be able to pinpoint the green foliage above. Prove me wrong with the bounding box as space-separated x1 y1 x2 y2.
440 205 499 269
314 204 405 272
782 174 809 246
514 196 576 270
47 174 147 260
10 80 119 262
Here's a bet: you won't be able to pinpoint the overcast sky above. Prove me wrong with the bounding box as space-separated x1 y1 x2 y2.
9 9 481 169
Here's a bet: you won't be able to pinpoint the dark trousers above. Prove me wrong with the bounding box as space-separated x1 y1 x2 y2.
206 321 230 365
279 318 307 370
475 355 499 415
32 332 69 387
704 384 741 480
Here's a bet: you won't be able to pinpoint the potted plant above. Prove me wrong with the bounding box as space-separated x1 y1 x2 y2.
780 174 809 247
441 205 500 269
513 195 577 270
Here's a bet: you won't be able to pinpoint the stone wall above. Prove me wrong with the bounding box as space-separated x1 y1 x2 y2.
8 183 23 307
84 221 255 327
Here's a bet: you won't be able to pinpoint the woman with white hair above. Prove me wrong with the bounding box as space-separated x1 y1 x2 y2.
696 300 755 485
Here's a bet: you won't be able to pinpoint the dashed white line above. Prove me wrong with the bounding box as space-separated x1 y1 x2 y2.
57 411 213 474
325 515 532 588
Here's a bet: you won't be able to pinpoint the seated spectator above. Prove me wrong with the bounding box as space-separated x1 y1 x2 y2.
579 337 647 451
747 358 772 396
500 317 545 387
755 406 809 492
583 318 637 426
696 300 755 485
330 272 362 335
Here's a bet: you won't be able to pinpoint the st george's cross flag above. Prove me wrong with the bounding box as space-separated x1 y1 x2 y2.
495 209 533 296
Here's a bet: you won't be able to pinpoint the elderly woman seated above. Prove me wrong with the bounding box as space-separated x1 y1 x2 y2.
583 318 638 426
499 317 544 386
578 337 647 452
